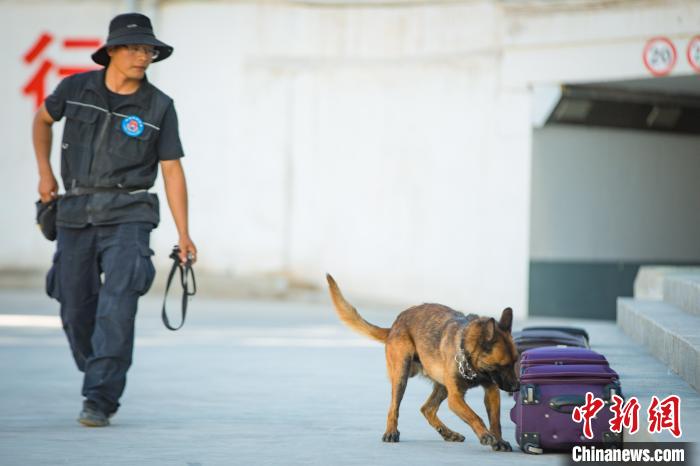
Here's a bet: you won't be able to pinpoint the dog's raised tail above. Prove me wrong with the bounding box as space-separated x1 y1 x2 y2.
326 274 389 343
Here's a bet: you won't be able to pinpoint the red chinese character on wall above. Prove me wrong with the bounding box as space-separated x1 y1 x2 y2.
22 33 102 109
609 394 641 435
648 395 682 438
572 392 605 440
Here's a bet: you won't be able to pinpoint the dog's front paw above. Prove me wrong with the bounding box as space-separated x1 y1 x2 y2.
437 427 465 442
479 432 497 446
491 439 512 452
382 430 400 443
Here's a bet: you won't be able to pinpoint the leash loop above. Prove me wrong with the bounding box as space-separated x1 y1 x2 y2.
161 245 196 331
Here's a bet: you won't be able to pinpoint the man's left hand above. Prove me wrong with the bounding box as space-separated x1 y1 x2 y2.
178 236 197 264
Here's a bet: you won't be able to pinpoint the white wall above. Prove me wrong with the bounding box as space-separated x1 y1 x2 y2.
530 126 700 262
500 0 700 87
154 1 533 315
2 0 699 318
0 0 121 267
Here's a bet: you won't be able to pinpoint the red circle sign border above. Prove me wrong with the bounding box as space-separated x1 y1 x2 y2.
687 35 700 73
643 36 677 77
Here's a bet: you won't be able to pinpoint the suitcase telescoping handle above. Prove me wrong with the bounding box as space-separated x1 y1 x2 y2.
548 394 586 413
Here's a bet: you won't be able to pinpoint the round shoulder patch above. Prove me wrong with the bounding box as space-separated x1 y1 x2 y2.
122 115 144 137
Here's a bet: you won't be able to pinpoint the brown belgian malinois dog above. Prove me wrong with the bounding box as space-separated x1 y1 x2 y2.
326 274 519 451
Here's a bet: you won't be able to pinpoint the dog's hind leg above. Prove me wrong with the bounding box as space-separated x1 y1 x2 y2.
382 343 412 443
420 383 465 442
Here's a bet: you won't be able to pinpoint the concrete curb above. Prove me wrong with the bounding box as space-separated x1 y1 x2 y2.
664 275 700 317
617 298 700 392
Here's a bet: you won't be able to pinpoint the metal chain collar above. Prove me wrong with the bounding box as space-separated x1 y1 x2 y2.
455 348 478 380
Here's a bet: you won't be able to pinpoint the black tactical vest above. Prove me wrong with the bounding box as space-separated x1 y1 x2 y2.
56 69 171 228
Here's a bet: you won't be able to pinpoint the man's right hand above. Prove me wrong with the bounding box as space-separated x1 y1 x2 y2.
38 174 58 203
33 103 58 203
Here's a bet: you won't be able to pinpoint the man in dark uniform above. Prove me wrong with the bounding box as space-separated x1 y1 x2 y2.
31 13 197 427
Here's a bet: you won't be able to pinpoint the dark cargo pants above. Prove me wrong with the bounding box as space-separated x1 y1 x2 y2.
46 222 155 415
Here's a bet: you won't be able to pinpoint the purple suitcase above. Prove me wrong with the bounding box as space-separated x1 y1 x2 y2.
513 329 590 353
519 347 608 372
510 351 622 454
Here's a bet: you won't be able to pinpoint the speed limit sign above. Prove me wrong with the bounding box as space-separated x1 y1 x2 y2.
687 36 700 72
643 37 677 76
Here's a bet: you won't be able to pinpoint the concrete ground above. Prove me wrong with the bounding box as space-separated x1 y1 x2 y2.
0 289 698 466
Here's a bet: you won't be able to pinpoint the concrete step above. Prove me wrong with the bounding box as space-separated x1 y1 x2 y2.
634 266 700 300
617 298 700 392
664 274 700 316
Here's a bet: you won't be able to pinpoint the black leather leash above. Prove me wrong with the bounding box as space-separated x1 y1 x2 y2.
162 245 197 331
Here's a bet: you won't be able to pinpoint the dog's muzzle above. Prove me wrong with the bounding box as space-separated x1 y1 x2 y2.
491 371 520 393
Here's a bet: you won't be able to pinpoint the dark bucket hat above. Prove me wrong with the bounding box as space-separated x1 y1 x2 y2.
92 13 173 66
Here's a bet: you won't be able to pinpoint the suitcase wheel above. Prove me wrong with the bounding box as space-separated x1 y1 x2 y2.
523 443 543 454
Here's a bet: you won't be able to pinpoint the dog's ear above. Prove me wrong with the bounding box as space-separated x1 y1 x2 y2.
499 307 513 333
483 318 497 343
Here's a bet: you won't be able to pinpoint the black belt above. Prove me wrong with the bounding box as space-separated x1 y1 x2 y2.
162 245 196 331
66 187 148 196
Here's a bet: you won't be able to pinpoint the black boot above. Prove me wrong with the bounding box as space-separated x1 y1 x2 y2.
77 400 110 427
